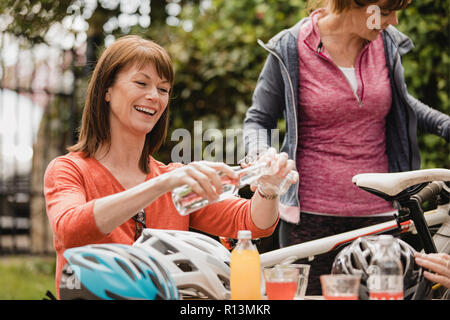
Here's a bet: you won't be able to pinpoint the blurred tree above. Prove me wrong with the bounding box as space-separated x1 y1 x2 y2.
0 0 72 43
2 0 445 167
156 0 309 164
158 0 448 168
0 0 172 253
396 0 449 168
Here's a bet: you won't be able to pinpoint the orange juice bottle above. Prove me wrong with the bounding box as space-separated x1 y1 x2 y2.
230 230 261 300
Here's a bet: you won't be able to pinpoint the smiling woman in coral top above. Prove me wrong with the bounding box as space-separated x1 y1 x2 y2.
44 35 296 298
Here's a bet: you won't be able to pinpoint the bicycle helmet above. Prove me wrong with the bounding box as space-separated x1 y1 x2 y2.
60 243 179 300
332 236 431 300
133 228 231 300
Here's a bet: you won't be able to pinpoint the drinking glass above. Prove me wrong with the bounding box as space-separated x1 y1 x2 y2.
320 274 361 300
263 266 299 300
283 264 310 299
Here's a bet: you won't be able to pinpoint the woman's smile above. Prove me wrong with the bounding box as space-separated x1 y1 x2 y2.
134 105 158 117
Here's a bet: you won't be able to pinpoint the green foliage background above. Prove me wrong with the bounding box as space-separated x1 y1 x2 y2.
1 0 448 167
396 0 449 168
151 0 449 168
0 256 55 299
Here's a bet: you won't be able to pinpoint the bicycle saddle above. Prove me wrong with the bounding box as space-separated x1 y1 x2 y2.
352 169 450 200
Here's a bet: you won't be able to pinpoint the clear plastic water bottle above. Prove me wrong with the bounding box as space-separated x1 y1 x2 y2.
171 159 297 216
367 235 404 300
230 230 261 300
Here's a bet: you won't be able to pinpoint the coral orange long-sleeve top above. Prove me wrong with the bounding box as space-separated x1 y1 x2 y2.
44 152 278 297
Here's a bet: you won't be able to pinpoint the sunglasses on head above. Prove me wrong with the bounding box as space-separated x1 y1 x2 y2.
132 209 146 241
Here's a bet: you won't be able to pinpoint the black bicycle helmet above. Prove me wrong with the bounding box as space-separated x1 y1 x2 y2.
60 243 179 300
332 236 431 300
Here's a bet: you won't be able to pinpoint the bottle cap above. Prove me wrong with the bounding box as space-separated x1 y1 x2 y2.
378 235 394 243
237 230 252 240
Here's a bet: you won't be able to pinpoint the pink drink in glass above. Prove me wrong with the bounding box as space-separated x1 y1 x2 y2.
265 280 297 300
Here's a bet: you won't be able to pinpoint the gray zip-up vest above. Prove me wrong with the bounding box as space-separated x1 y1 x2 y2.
244 18 450 224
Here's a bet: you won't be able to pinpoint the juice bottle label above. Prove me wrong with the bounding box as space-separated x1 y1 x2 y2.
323 294 358 300
369 292 404 300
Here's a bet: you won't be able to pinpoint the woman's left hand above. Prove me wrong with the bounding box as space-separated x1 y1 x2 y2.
245 148 298 198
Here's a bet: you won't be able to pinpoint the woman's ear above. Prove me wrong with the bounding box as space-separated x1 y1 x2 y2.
105 90 111 102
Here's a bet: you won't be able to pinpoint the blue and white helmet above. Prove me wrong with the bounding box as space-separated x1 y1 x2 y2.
60 243 179 300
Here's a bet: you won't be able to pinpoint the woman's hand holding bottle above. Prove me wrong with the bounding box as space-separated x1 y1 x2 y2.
166 161 239 204
171 148 298 216
241 148 298 199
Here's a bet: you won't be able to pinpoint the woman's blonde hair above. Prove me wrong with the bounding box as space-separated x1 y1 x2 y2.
68 35 174 173
307 0 411 13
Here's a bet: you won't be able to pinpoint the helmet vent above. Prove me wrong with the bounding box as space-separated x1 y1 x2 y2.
115 258 136 282
127 252 147 278
84 255 100 264
147 270 165 298
174 259 197 272
185 239 212 254
217 274 230 290
105 290 126 300
153 240 179 255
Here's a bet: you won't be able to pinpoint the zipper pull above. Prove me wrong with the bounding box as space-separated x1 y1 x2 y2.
357 96 363 107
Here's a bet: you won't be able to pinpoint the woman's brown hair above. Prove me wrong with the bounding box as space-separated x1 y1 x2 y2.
307 0 411 13
68 35 174 173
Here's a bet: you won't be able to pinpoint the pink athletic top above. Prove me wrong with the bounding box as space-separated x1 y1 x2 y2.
296 10 395 216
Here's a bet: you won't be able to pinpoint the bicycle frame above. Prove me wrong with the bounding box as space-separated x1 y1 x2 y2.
260 203 450 267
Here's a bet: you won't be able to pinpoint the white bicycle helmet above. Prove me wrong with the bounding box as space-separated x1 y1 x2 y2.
332 236 431 300
133 228 231 300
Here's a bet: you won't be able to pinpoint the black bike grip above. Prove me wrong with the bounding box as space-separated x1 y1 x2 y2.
412 181 443 204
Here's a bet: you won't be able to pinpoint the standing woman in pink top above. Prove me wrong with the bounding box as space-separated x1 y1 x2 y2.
44 35 297 298
243 0 450 295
